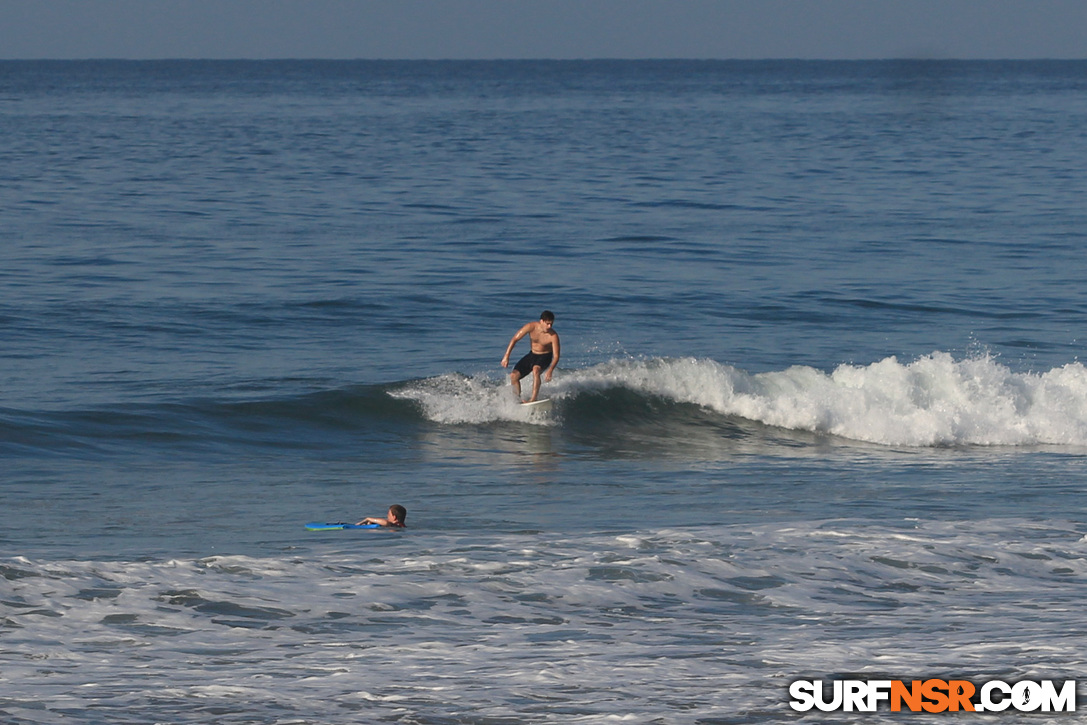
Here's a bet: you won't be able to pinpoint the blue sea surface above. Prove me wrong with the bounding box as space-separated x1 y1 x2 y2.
2 60 1087 723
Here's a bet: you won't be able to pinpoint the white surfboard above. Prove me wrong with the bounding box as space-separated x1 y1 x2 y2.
520 398 552 412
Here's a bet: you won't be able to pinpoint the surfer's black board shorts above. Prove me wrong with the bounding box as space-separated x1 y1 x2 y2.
514 351 553 378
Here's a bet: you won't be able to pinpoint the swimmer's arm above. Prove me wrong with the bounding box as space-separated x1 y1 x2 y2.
356 517 390 526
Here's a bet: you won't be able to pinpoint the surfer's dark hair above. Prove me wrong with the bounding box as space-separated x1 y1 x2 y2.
540 310 554 322
390 504 407 522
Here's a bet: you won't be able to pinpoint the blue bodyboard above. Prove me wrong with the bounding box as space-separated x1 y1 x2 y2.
305 522 382 531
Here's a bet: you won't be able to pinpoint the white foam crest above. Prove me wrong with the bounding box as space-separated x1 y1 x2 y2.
563 353 1087 447
391 373 555 425
385 355 1087 446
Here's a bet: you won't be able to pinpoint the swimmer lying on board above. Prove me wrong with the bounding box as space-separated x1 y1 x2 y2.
357 504 406 528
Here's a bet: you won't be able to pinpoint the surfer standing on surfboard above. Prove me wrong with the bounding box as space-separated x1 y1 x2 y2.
501 310 560 403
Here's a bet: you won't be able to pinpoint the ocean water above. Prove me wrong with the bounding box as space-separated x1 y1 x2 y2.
3 60 1087 723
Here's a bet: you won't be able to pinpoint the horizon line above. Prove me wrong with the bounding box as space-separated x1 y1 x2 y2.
3 57 1086 63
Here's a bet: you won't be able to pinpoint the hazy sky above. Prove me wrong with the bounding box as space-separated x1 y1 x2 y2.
1 0 1085 60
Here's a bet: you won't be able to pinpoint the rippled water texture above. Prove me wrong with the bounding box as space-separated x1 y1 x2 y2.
3 60 1087 723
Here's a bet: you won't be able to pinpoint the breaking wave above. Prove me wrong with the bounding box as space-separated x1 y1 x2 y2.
398 353 1087 447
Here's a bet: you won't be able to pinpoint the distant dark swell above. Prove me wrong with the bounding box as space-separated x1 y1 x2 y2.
0 385 425 458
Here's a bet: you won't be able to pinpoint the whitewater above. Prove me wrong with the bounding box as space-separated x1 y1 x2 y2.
398 353 1087 448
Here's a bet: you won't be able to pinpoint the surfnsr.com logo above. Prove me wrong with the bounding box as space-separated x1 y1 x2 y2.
789 679 1076 713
